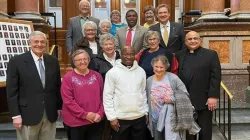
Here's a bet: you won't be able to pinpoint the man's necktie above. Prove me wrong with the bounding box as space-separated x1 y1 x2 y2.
38 58 45 88
126 28 133 46
163 25 169 46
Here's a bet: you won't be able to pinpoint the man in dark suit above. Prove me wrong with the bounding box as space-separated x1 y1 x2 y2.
150 4 185 53
176 31 221 140
66 0 100 55
7 31 62 140
116 9 148 54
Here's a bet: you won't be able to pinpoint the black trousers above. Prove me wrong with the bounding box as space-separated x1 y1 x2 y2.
186 109 212 140
70 121 105 140
112 116 147 140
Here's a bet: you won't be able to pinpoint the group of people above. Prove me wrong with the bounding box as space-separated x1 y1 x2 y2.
6 0 222 140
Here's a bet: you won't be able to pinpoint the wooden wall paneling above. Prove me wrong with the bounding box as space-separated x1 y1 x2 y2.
7 0 15 14
183 0 192 25
225 0 230 8
111 0 120 12
49 30 68 66
192 0 202 10
39 0 45 13
156 0 175 22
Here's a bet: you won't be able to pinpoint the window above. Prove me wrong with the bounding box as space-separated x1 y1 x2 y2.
91 0 111 20
46 0 63 28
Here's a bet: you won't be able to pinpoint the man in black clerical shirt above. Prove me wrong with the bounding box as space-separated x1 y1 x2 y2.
176 31 221 140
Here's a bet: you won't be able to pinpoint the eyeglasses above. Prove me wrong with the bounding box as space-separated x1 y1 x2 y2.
84 29 96 32
101 26 111 29
148 38 158 41
186 37 200 41
74 58 89 63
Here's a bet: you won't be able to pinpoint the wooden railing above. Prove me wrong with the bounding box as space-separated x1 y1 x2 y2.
213 82 233 140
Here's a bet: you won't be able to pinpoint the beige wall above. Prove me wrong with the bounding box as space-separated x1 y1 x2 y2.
0 0 7 13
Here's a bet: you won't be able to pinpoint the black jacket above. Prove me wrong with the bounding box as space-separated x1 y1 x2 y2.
89 51 120 80
138 46 175 78
7 51 62 125
176 47 221 110
149 22 186 53
73 36 102 59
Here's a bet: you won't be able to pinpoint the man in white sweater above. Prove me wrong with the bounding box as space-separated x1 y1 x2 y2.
103 46 148 140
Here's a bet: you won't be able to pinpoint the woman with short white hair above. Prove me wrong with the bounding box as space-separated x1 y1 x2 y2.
99 19 112 35
73 21 102 58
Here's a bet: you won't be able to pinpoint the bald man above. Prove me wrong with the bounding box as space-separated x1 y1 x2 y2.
176 31 221 140
103 46 148 140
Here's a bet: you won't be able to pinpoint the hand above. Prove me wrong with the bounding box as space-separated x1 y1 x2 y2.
86 112 95 123
110 119 120 132
93 113 101 123
207 97 217 111
145 115 149 125
13 117 22 130
165 95 172 104
68 52 71 56
57 110 62 119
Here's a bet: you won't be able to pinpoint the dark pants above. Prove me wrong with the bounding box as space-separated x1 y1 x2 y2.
70 121 105 140
145 127 154 140
186 109 212 140
102 118 112 140
112 116 147 140
63 123 71 140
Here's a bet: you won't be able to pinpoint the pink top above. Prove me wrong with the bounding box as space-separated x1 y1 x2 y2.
61 70 104 127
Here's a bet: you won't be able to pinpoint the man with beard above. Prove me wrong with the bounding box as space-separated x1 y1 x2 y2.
176 31 221 140
116 9 148 54
66 0 100 55
103 46 148 140
150 4 185 53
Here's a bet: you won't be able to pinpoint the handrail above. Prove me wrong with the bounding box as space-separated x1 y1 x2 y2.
221 82 233 100
49 45 57 55
214 81 233 140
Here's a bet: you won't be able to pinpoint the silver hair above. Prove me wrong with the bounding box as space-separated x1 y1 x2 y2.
99 19 111 28
82 21 98 34
99 33 117 47
79 0 90 7
145 31 160 43
29 31 46 41
71 49 90 61
151 55 170 70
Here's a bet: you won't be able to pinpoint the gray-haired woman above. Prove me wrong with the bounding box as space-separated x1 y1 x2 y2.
99 19 112 35
88 33 120 140
89 33 120 80
73 21 102 58
146 55 200 140
61 49 105 140
138 31 178 78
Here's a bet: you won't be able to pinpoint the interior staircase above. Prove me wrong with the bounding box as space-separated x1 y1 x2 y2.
0 101 249 140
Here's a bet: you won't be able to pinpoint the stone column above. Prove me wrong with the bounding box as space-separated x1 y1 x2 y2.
0 0 9 18
13 0 44 22
230 0 240 19
13 0 52 53
198 0 228 20
233 0 250 20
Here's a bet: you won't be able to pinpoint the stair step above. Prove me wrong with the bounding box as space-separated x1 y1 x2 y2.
0 117 67 139
217 101 250 109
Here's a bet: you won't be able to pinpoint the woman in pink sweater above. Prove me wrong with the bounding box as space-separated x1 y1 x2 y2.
61 49 104 140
